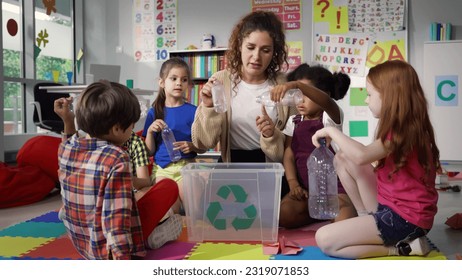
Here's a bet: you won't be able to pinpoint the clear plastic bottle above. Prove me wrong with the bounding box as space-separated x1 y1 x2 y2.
161 125 182 162
307 138 339 219
211 80 227 113
255 89 303 107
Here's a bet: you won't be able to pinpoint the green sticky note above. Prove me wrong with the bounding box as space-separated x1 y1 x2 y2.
77 59 82 74
349 121 368 137
34 45 41 59
350 87 367 106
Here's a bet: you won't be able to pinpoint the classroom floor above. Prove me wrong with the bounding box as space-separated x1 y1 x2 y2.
1 181 461 260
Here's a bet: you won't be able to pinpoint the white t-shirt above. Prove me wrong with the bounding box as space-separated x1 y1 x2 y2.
229 80 278 150
281 110 344 152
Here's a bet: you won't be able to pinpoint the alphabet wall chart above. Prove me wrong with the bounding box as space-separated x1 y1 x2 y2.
312 0 407 145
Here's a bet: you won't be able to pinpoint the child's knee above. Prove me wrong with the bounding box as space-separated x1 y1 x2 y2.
315 226 336 254
156 178 179 196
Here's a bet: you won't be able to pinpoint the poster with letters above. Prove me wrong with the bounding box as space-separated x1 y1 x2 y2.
312 0 408 145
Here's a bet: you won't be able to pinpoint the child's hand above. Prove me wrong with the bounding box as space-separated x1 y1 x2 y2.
54 97 74 123
173 141 194 154
256 106 274 138
289 185 307 201
312 127 332 148
148 119 167 133
199 76 216 108
271 81 298 102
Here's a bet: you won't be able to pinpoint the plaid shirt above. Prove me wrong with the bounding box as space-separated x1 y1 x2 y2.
122 132 150 177
58 133 146 260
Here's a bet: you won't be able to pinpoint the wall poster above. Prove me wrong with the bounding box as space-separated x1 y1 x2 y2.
133 0 177 62
312 0 408 145
251 0 302 31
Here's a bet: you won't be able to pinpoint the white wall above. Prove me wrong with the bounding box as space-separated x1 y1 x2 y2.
408 0 462 79
83 0 462 91
4 0 462 160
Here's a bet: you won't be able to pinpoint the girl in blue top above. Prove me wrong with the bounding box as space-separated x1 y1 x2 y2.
143 58 205 213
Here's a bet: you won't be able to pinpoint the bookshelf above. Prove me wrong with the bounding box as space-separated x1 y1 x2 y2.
429 22 452 41
169 48 227 158
169 48 227 106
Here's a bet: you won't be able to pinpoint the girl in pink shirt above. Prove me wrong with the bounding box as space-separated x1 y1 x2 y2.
311 60 440 259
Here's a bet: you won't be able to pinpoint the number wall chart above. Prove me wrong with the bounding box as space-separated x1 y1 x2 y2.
155 0 178 61
133 0 177 62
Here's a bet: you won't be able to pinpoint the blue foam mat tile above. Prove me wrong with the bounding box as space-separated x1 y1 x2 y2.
27 211 61 223
271 246 350 260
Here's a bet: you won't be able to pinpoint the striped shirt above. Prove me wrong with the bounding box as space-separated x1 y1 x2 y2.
58 133 146 260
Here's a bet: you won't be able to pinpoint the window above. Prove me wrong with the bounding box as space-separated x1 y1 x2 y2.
2 0 22 134
35 0 74 83
2 0 83 135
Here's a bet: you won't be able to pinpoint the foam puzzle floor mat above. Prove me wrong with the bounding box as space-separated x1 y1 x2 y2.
0 211 446 260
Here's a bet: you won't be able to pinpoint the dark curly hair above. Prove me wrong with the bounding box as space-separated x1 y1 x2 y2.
226 11 288 85
287 63 350 101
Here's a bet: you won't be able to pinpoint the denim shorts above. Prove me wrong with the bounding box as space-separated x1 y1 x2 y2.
373 204 428 247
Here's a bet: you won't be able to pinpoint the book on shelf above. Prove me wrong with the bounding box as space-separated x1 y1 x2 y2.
430 22 452 41
170 48 227 155
170 48 228 106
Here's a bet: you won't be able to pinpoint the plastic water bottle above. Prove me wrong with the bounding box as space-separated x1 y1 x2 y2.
255 89 303 107
161 125 182 162
211 80 227 113
307 138 339 219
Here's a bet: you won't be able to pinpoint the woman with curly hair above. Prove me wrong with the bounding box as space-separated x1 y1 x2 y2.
192 11 297 163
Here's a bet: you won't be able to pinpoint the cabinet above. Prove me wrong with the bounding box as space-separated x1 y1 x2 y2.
423 41 462 162
169 48 227 106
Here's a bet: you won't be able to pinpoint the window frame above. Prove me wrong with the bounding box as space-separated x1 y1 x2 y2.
1 0 84 161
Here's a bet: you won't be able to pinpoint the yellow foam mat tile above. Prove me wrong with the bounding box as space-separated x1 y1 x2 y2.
0 236 54 258
185 242 270 260
367 250 447 260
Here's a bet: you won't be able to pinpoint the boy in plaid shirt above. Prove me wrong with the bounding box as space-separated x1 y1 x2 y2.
54 81 182 260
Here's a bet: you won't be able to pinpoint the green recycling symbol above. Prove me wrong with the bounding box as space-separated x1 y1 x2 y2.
206 184 257 231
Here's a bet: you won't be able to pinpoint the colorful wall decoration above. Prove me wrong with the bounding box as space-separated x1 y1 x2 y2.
133 0 177 62
251 0 302 31
312 0 407 145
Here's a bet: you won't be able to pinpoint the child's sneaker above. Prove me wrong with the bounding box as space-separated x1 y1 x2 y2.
147 214 182 249
397 236 431 256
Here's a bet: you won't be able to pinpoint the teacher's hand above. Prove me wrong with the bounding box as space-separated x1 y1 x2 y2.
200 77 216 108
256 106 275 138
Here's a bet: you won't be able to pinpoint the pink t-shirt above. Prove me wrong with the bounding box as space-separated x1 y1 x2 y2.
376 148 438 229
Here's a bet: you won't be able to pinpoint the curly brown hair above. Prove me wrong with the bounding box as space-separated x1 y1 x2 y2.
226 11 288 85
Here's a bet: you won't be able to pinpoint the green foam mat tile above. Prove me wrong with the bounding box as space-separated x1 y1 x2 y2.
0 236 53 258
0 221 66 238
185 242 270 260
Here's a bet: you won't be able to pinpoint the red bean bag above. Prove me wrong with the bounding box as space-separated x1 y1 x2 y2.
0 162 56 208
16 135 61 182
